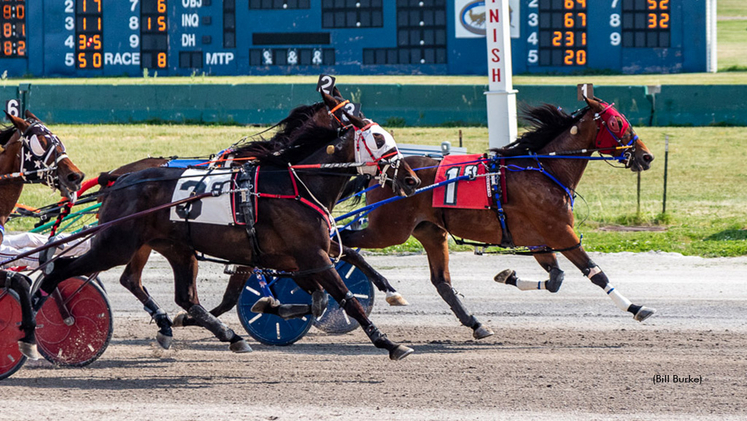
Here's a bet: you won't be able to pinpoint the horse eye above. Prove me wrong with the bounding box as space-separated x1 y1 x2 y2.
373 134 386 148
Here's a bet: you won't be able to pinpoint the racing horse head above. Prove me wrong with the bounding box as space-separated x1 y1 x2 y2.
2 111 85 200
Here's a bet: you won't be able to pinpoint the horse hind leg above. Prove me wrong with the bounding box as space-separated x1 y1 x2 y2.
494 253 565 293
119 246 174 349
5 272 41 360
174 265 252 327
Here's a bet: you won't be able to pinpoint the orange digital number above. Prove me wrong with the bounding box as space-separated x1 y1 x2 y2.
93 52 102 68
92 34 102 49
578 12 586 27
647 0 657 10
576 0 586 7
564 31 574 47
16 4 24 19
552 31 562 47
564 12 574 28
3 5 11 19
659 13 669 28
564 50 574 65
3 22 11 38
78 52 87 68
17 40 25 56
564 0 573 9
3 41 12 56
78 33 88 50
94 0 102 12
158 16 166 31
158 0 166 13
576 50 586 65
581 32 587 46
157 52 167 68
659 0 669 10
647 13 657 29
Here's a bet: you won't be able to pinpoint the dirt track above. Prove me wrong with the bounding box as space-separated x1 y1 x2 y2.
2 251 747 420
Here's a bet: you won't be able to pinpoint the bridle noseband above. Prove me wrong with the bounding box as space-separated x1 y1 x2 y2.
353 121 404 191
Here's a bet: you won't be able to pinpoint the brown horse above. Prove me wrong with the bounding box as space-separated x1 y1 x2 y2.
338 96 656 339
0 111 84 360
29 105 421 360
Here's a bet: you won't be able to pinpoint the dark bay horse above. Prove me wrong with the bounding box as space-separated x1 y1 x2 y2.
339 96 656 339
0 111 84 360
29 107 421 360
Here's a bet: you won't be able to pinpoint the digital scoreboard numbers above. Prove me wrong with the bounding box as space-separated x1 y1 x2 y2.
141 0 168 69
534 0 587 67
75 0 103 69
621 0 670 48
1 0 26 57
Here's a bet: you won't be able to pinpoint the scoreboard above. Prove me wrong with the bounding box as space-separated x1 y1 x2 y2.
0 0 715 77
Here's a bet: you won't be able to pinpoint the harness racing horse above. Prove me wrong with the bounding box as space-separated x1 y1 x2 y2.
99 94 413 348
339 96 656 339
0 111 84 361
30 108 421 360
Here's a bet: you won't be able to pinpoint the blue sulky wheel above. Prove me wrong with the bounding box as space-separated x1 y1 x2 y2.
236 274 313 346
313 261 375 334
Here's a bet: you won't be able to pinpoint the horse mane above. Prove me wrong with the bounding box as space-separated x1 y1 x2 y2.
492 104 587 156
233 102 340 166
0 125 16 146
340 174 372 206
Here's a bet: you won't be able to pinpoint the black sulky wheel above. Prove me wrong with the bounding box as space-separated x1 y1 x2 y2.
237 274 313 346
35 276 113 367
313 261 375 334
0 289 27 380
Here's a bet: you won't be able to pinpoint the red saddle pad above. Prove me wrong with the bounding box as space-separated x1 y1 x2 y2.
432 154 490 209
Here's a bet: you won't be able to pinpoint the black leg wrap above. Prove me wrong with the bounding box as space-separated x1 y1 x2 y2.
546 268 564 293
338 291 355 311
435 283 479 329
188 304 236 342
628 304 642 315
364 324 388 348
582 266 609 289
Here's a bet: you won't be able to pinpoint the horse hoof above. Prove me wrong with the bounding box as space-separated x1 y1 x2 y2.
172 312 188 327
494 269 516 284
229 340 253 353
634 306 656 322
156 332 173 350
385 292 409 306
18 341 41 361
251 296 279 314
389 345 414 361
311 290 329 318
473 325 494 340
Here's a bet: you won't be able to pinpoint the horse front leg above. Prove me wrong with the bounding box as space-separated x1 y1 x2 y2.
174 265 251 327
494 252 565 293
158 245 252 353
413 222 494 340
332 243 408 306
561 246 656 322
119 246 174 349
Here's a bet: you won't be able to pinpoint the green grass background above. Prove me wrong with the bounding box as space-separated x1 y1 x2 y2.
4 2 746 257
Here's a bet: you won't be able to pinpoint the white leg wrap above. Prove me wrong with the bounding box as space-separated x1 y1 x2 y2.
604 284 632 311
515 279 546 291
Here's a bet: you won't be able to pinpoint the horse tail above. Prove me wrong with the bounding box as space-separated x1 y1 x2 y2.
340 174 372 206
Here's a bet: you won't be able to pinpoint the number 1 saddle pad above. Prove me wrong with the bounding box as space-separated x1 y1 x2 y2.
432 154 490 210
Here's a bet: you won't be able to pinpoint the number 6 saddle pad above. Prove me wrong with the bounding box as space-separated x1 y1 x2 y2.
432 154 490 210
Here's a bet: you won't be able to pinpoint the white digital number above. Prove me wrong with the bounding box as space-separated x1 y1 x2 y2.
443 167 461 206
130 0 139 12
611 0 619 7
611 32 621 46
129 16 139 30
64 0 74 13
529 0 538 7
130 34 140 48
528 13 538 27
610 13 620 27
527 32 538 45
65 53 74 66
64 35 74 48
318 75 334 93
65 16 74 30
528 50 538 64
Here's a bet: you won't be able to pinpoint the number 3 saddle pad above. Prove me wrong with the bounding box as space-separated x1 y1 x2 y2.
432 154 490 210
169 168 243 225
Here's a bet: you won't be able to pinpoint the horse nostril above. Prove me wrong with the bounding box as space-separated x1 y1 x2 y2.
67 172 84 184
643 153 654 163
405 177 419 187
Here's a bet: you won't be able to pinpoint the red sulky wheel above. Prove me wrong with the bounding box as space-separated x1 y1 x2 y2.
0 289 27 380
35 276 113 367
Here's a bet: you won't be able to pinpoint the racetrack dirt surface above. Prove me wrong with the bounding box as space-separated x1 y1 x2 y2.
2 251 747 420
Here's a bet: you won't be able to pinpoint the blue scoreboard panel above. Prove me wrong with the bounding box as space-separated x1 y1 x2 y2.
0 0 713 77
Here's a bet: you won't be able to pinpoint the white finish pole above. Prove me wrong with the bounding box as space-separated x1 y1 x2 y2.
485 0 518 148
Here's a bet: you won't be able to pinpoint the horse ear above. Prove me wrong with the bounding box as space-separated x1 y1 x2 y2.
321 92 339 110
5 111 28 132
24 109 40 122
584 96 603 112
343 110 365 129
332 86 344 99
